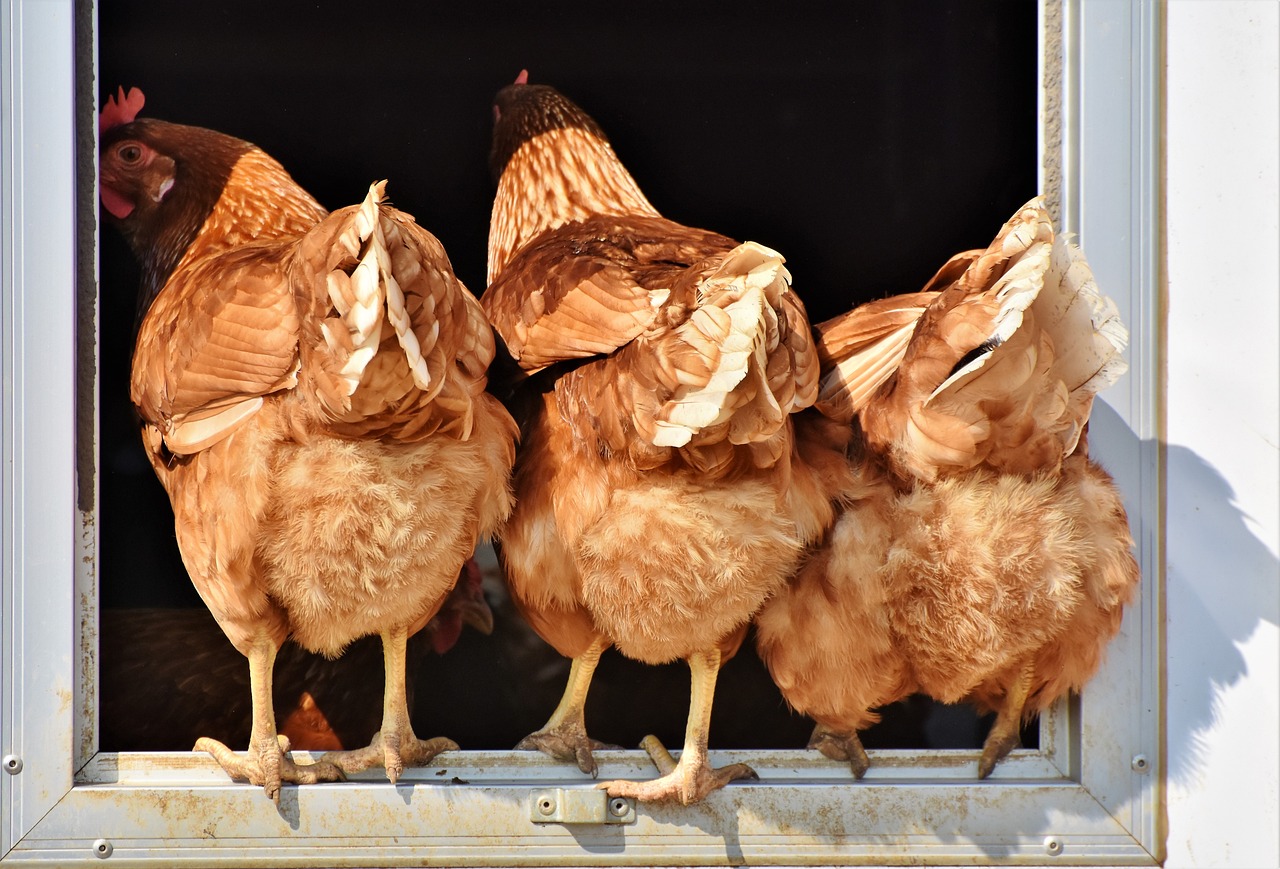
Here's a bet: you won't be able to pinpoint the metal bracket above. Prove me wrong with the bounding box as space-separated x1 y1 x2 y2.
529 788 636 825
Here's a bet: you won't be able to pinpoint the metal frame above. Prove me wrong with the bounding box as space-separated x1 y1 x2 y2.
1 0 1164 865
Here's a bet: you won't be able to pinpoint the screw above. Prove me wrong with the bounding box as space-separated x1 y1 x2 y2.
536 795 556 816
1043 836 1063 856
608 797 630 818
92 839 113 859
1131 754 1150 773
2 755 21 775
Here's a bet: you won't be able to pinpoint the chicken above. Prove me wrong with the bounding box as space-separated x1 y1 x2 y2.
481 72 851 805
101 558 494 752
99 87 517 800
755 197 1140 778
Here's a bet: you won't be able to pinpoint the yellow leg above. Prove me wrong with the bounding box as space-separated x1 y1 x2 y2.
195 634 344 801
323 626 458 782
602 647 757 805
517 636 612 776
979 659 1035 778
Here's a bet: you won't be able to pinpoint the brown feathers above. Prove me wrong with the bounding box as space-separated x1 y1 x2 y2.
757 197 1140 779
821 197 1128 483
104 103 516 797
484 77 849 803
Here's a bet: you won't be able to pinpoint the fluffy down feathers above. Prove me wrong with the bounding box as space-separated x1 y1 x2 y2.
484 76 849 803
757 197 1140 778
101 92 516 799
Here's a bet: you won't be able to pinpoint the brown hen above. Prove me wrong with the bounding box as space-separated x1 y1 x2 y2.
99 88 516 800
482 73 850 804
755 197 1140 778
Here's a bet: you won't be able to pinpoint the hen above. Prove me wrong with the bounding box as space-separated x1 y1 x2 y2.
482 73 850 804
99 88 517 800
755 197 1140 778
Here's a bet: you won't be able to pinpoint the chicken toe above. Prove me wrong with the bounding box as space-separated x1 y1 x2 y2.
599 648 755 805
323 729 458 783
808 724 871 778
516 638 612 776
603 734 757 805
196 734 345 801
322 626 457 783
978 660 1035 779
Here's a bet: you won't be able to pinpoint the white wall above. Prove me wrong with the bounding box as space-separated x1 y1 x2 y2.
1164 2 1280 867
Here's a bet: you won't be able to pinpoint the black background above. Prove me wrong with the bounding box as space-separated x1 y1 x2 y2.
96 1 1037 754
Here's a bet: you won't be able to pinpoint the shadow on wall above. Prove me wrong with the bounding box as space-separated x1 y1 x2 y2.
1163 438 1279 785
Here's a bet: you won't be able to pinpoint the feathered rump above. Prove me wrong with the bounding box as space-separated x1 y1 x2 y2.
293 182 497 441
623 242 820 471
821 197 1128 482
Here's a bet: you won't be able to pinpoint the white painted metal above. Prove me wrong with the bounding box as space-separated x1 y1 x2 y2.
1163 3 1280 867
1 0 79 858
0 0 1168 865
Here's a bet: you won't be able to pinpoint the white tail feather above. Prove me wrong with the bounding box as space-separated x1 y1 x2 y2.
653 241 790 447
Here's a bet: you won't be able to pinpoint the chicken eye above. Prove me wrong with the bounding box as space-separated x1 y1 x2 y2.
117 143 143 164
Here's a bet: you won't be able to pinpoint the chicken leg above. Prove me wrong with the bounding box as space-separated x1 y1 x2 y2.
978 658 1035 778
808 723 871 779
323 626 458 782
601 647 757 804
516 636 613 776
194 634 345 802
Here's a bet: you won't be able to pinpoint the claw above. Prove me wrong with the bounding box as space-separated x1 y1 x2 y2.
324 731 458 781
808 725 870 778
195 734 346 802
516 726 616 777
599 734 756 805
978 728 1021 779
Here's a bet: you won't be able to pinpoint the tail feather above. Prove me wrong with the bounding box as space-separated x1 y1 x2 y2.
813 293 938 423
649 242 808 449
295 181 495 441
845 197 1129 480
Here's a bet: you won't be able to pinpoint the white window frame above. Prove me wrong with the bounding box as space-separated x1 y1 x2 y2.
1 0 1164 864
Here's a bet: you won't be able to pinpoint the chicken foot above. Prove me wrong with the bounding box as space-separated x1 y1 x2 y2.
808 723 871 779
516 636 614 776
194 637 345 802
601 647 757 805
323 626 458 782
978 659 1035 778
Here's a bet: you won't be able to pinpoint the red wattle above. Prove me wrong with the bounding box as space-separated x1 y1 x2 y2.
100 185 135 219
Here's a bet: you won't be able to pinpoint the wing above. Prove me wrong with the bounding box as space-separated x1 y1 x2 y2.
480 218 703 374
859 197 1128 481
292 182 497 441
130 243 301 455
487 215 819 472
561 238 820 474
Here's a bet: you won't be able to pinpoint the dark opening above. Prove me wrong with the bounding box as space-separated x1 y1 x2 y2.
95 0 1038 757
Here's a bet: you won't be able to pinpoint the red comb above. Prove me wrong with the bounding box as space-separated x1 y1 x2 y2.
100 87 145 135
514 69 529 85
